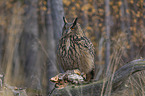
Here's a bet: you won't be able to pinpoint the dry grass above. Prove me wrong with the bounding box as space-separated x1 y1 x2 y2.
100 32 145 96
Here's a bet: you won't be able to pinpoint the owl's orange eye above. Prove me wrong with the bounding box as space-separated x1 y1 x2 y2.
71 27 74 30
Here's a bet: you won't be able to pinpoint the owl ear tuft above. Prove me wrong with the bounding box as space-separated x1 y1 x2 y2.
63 17 68 24
73 18 78 26
71 18 78 29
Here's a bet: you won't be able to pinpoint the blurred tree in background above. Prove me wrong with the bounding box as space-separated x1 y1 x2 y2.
0 0 64 95
0 0 145 95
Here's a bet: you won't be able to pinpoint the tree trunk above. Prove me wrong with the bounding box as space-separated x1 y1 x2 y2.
50 0 64 74
0 14 5 72
81 0 88 28
105 0 111 73
0 1 24 86
50 0 64 45
45 0 59 93
19 0 39 89
120 0 125 32
124 0 134 60
0 1 9 73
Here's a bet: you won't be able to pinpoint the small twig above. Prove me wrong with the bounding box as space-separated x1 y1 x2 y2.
48 85 56 96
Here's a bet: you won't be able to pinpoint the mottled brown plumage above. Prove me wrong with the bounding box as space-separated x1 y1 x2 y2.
57 17 95 81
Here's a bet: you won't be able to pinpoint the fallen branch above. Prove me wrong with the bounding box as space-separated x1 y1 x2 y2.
51 59 145 96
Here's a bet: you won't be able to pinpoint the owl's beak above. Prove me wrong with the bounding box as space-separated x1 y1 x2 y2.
66 29 71 34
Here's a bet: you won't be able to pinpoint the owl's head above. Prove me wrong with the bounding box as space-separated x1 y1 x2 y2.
62 17 84 36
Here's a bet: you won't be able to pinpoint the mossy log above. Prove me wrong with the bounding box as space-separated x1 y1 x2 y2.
51 59 145 96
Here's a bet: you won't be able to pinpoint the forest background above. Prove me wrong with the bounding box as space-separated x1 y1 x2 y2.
0 0 145 95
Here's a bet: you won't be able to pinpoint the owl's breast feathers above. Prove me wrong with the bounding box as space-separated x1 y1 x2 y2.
57 34 94 74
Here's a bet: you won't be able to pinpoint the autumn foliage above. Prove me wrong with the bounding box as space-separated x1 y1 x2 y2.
63 0 145 66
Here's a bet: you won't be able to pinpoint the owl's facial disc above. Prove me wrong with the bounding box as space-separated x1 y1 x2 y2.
62 17 78 35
